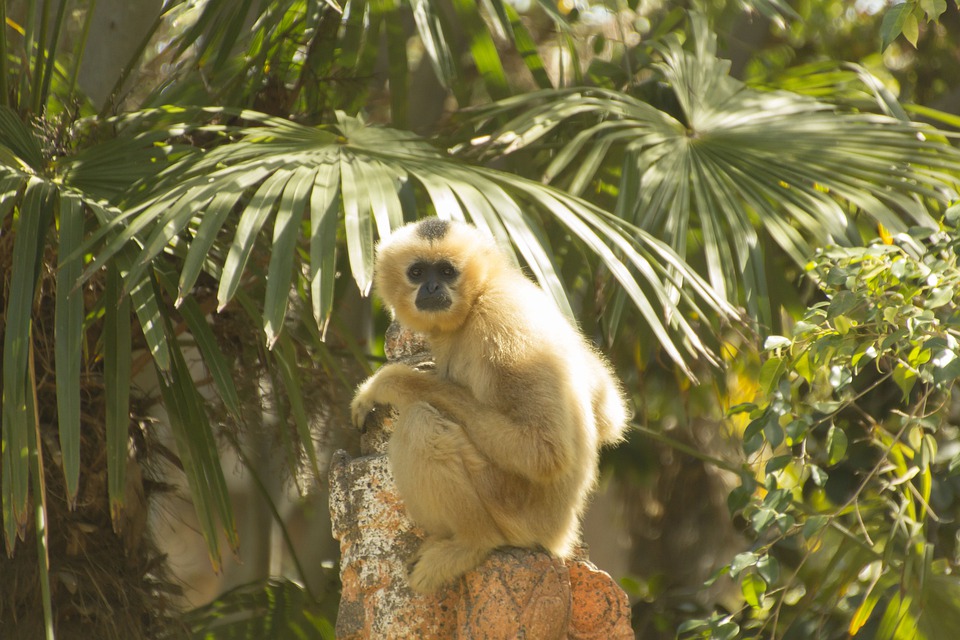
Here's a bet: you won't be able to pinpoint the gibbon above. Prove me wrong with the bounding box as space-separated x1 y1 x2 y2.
351 217 629 594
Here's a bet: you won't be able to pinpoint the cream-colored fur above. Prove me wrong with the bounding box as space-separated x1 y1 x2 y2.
351 218 629 593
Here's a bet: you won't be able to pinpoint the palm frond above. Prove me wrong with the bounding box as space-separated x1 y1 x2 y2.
0 112 240 568
154 0 559 116
87 110 734 375
178 578 336 640
468 23 960 326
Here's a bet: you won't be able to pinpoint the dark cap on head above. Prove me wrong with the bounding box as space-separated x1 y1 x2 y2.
415 218 450 242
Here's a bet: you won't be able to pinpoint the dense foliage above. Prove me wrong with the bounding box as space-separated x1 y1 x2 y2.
1 0 960 638
686 214 960 639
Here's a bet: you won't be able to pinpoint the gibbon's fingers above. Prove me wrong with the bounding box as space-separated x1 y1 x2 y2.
350 375 378 430
350 364 434 429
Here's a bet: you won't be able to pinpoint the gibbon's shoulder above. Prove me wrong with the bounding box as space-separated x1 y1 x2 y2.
470 267 583 358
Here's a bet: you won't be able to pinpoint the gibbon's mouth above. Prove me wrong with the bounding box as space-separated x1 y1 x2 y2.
415 296 453 311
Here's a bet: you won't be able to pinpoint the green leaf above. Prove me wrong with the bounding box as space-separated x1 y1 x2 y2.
125 261 173 372
730 552 759 577
741 572 767 608
765 455 793 474
727 484 754 515
919 0 947 21
893 363 918 399
757 555 780 585
452 0 510 99
178 188 247 302
744 413 770 456
785 418 809 444
0 106 45 170
802 515 829 539
340 153 374 295
2 179 54 552
849 574 883 636
833 314 854 335
104 266 132 530
55 193 84 507
763 335 791 350
902 12 920 47
881 3 915 51
920 434 937 471
409 0 456 88
923 286 952 309
496 0 552 89
759 356 786 397
827 424 848 466
309 162 341 333
219 169 293 310
264 166 315 347
809 464 828 486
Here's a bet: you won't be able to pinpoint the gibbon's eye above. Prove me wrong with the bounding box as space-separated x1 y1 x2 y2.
437 260 459 280
407 263 426 281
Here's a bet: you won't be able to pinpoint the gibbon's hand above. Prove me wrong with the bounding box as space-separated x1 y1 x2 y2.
350 363 420 430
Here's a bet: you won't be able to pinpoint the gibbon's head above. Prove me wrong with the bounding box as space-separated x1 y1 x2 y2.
374 218 500 334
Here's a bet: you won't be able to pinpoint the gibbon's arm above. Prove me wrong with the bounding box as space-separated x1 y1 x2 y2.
352 364 576 481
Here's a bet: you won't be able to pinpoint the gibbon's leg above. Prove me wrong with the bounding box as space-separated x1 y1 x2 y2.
389 402 506 592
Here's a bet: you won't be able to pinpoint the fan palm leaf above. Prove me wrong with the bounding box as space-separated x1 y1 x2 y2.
0 107 239 570
85 108 737 377
469 19 960 326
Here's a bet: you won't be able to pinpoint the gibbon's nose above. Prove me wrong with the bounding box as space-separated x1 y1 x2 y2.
426 281 442 293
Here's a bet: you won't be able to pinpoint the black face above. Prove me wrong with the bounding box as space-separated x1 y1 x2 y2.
408 259 459 311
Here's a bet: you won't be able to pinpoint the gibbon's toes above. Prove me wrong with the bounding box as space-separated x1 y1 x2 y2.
407 558 453 594
406 537 488 594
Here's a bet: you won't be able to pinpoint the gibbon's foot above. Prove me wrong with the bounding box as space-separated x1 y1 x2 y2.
407 537 496 594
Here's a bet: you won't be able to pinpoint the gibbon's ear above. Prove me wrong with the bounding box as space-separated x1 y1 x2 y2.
373 219 501 334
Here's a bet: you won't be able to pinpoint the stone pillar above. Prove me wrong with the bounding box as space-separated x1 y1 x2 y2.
329 325 634 639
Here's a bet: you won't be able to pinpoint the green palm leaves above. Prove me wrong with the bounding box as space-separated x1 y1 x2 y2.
88 108 733 372
0 109 239 568
471 24 960 325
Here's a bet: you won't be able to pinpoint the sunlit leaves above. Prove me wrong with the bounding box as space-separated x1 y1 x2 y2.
880 0 955 51
89 110 733 374
719 222 960 637
469 20 960 325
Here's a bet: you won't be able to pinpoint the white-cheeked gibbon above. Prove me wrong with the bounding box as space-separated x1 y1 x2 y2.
351 217 629 593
